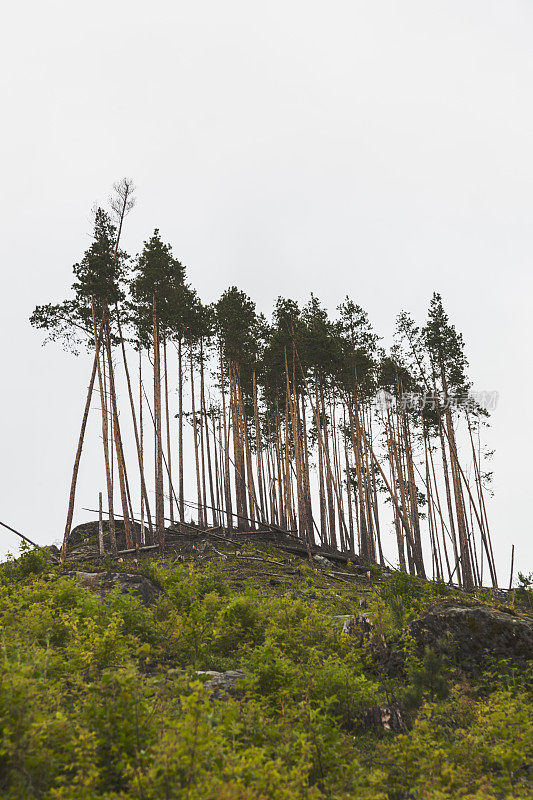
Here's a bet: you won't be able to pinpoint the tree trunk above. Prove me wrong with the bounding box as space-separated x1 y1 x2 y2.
189 339 203 527
163 338 174 526
153 298 165 546
60 317 105 562
104 310 133 550
178 338 184 522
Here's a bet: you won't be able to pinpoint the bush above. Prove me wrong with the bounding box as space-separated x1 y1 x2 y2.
0 550 529 799
0 542 49 582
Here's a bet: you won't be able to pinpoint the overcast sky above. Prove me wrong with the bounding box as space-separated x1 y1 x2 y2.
1 0 532 578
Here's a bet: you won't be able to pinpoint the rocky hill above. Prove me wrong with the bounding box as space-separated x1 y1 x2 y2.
1 525 531 799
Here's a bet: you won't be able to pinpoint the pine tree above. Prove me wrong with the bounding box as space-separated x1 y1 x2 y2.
130 230 197 544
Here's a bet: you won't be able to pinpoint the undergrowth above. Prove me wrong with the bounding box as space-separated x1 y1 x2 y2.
0 544 531 799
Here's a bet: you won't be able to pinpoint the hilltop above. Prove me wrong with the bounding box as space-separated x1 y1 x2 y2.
1 526 531 799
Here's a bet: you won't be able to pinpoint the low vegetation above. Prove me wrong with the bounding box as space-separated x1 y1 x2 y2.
1 543 531 799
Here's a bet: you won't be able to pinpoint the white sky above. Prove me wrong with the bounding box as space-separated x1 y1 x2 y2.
1 0 532 579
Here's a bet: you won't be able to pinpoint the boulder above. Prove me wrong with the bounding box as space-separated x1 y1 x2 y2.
314 554 333 570
410 602 533 665
43 544 61 562
68 545 99 561
197 670 246 697
74 572 161 606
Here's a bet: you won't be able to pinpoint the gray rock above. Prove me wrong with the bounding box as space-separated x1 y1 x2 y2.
197 669 246 696
68 545 100 560
410 602 533 665
42 544 61 562
314 554 333 570
74 572 161 606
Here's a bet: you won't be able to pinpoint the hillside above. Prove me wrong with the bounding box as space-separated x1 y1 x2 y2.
1 527 532 800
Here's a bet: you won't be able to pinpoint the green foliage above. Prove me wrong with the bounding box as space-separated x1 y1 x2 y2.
129 228 199 345
0 553 530 799
30 208 127 353
515 572 533 609
402 646 450 711
357 688 533 799
379 568 450 629
0 541 49 582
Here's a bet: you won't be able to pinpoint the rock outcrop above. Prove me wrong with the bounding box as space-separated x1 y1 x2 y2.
74 571 161 606
410 602 533 665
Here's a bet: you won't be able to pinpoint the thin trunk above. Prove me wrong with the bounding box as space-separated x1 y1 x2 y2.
320 381 337 548
315 374 328 543
104 310 133 550
189 340 203 527
60 317 105 561
153 298 165 545
236 366 258 524
178 338 184 522
199 342 208 526
385 412 406 569
91 302 116 555
201 353 217 526
115 310 153 540
163 338 174 525
220 346 233 529
98 491 104 556
426 426 453 582
139 347 145 545
253 372 266 519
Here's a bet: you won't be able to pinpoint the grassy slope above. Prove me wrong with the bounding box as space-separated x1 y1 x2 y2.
0 539 531 800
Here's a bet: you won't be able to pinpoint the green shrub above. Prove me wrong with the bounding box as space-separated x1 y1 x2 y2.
0 551 530 799
402 646 450 711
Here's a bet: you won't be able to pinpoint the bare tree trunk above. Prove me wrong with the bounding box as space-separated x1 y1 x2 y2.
438 415 461 583
385 413 406 570
445 404 473 589
199 343 208 526
153 298 165 546
60 318 105 562
219 345 233 529
139 347 145 545
348 398 372 562
343 409 355 554
178 338 184 522
201 350 217 526
284 394 293 528
426 425 452 582
115 310 153 540
466 411 497 587
273 403 285 526
98 491 104 556
236 366 258 524
163 338 174 525
104 309 133 550
253 372 266 519
189 339 203 527
91 303 116 554
315 375 328 543
301 393 314 543
320 381 336 548
213 409 222 525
